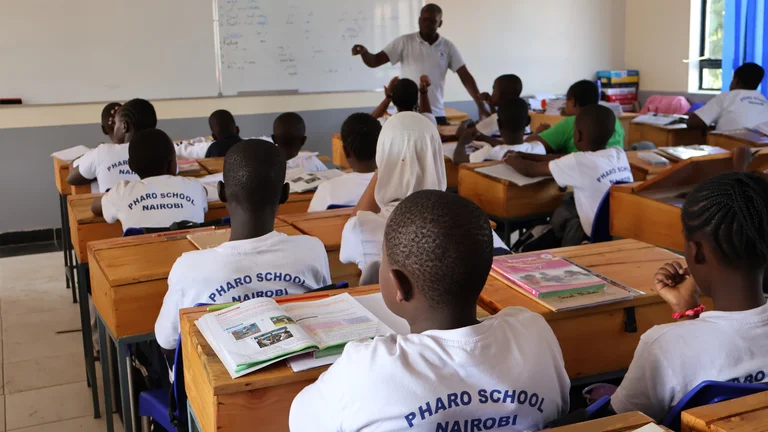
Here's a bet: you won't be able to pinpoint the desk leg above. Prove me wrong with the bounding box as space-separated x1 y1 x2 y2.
116 339 134 432
98 315 114 432
58 194 71 290
64 201 78 304
76 262 100 418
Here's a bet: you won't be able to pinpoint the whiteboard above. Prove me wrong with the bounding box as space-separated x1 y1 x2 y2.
216 0 423 95
0 0 219 105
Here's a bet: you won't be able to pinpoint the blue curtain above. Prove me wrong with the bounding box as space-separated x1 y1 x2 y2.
723 0 768 95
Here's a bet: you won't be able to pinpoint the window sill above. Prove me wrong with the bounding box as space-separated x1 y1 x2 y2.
688 89 720 95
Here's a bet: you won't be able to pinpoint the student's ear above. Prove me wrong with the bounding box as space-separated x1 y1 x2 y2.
342 146 351 159
390 268 414 303
574 128 583 144
101 125 108 136
279 183 290 205
235 126 240 135
212 132 219 141
525 114 531 127
217 181 227 203
301 136 307 147
691 240 706 265
437 18 443 28
169 159 178 175
271 134 278 144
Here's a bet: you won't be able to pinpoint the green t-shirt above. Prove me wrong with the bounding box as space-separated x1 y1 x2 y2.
538 116 625 154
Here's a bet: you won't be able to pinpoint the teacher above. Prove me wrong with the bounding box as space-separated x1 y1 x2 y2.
352 3 489 124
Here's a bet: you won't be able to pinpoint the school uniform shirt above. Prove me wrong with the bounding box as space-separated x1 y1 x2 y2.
383 32 466 118
538 116 625 155
307 171 375 212
101 175 208 232
76 143 139 193
548 147 633 236
174 137 213 160
289 306 570 431
205 135 243 158
468 141 546 163
612 302 768 421
379 112 438 128
694 89 768 131
154 231 331 350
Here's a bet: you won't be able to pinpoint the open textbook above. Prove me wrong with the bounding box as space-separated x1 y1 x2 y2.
475 163 550 186
287 169 345 193
196 293 395 378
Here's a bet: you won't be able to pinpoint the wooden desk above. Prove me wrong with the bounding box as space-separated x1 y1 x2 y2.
626 150 674 181
530 112 639 147
549 412 664 432
610 152 768 251
479 239 712 380
331 133 348 168
628 123 706 147
458 161 565 220
199 156 331 174
53 157 91 195
707 131 768 152
682 391 768 432
445 106 470 123
277 208 361 287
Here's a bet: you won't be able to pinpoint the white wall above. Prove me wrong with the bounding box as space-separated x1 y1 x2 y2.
625 0 692 92
0 0 627 130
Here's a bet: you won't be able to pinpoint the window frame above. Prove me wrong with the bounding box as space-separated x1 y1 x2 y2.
699 0 723 91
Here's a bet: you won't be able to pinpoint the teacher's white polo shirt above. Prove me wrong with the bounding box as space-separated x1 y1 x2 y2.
384 32 466 118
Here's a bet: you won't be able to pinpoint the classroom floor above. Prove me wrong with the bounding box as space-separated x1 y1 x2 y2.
0 247 122 431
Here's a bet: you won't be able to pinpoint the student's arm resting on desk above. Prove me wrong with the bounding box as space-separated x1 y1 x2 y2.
503 153 551 177
687 93 723 130
67 148 99 185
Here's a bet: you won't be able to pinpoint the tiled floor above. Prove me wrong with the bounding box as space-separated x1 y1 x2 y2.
0 251 122 431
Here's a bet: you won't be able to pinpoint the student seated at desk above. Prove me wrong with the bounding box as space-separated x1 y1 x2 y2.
611 172 768 421
272 112 328 173
308 113 380 212
453 98 546 163
291 190 570 431
68 98 157 192
475 74 524 137
174 109 243 159
340 112 508 271
372 75 437 127
505 105 632 247
100 102 122 143
525 80 625 154
154 140 330 350
92 128 208 232
687 62 768 132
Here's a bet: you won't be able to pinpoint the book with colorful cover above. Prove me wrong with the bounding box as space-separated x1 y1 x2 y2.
177 158 202 175
492 252 606 298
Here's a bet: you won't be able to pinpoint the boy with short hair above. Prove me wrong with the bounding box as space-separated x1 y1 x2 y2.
101 102 122 143
68 98 157 192
526 80 625 154
291 190 569 431
475 74 523 136
372 75 437 127
154 140 331 350
92 128 208 232
308 113 380 211
272 112 328 173
505 104 633 246
688 62 768 131
453 98 546 164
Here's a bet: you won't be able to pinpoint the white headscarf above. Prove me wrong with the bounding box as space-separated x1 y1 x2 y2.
374 112 446 217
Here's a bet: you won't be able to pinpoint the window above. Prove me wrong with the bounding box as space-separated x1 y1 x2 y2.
699 0 724 90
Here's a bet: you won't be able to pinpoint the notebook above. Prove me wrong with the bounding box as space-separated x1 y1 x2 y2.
656 145 729 162
51 145 90 162
475 163 550 186
631 113 688 126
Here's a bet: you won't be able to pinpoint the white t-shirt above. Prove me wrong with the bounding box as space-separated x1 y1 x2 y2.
340 211 509 271
154 231 331 349
476 114 532 137
695 89 768 131
549 148 633 236
379 112 438 128
384 32 466 118
468 141 546 163
289 307 570 432
76 143 139 193
307 172 375 212
101 175 208 232
612 302 768 421
174 137 213 159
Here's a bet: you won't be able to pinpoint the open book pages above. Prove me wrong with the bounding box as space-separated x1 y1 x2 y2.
631 424 666 432
631 113 688 126
287 293 409 372
196 293 394 378
656 145 728 161
475 163 550 186
51 145 90 162
287 169 345 193
442 143 457 162
197 173 223 203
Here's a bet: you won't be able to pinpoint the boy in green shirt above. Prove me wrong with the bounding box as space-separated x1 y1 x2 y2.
526 80 625 154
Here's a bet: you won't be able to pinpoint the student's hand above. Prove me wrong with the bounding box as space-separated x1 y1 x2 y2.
503 152 525 172
456 119 477 143
419 75 431 92
479 92 491 104
476 100 491 120
385 76 400 97
536 122 552 134
653 261 701 314
352 45 368 56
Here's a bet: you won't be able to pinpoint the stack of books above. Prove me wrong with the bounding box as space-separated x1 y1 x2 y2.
597 70 639 113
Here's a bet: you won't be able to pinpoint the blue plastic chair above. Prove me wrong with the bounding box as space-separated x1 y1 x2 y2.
585 396 613 420
662 380 768 430
326 204 354 210
138 332 190 431
123 227 147 237
590 181 628 243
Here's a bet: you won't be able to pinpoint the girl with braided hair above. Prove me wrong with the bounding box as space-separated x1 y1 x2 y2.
611 171 768 421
